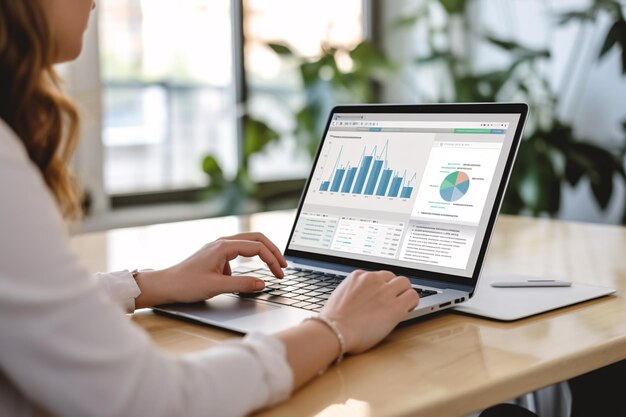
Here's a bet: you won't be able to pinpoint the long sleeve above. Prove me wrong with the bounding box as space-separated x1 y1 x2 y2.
95 270 141 313
0 122 293 417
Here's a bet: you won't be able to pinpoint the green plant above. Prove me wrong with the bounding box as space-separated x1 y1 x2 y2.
399 0 626 219
561 0 626 75
202 39 395 199
268 41 395 157
201 0 626 222
202 116 280 196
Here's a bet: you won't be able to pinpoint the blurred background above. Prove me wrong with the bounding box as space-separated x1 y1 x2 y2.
62 0 626 232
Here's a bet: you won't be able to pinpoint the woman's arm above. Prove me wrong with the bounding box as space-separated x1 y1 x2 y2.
0 147 290 417
0 136 418 417
92 231 287 312
123 237 419 390
124 234 418 391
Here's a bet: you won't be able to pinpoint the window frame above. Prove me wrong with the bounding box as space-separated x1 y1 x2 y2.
72 0 376 219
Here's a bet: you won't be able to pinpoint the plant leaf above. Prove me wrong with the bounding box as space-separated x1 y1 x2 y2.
620 21 626 73
243 117 280 160
268 43 294 56
486 37 519 51
506 137 560 216
235 168 257 195
599 19 622 58
350 41 395 72
300 60 324 86
202 154 225 190
563 140 621 209
486 36 550 59
295 105 323 157
564 154 586 186
394 15 421 28
502 158 526 215
534 148 561 215
590 165 614 209
573 142 620 209
439 0 467 14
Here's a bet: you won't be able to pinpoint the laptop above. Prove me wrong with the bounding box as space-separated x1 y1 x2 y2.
154 103 529 333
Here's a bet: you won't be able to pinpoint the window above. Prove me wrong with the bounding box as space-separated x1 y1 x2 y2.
99 0 237 194
75 0 369 223
243 0 364 181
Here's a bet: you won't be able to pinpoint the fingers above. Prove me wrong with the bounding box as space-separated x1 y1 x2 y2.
386 275 413 295
385 275 420 314
379 270 396 282
397 285 420 312
223 262 232 276
216 275 265 294
221 232 288 267
352 271 417 306
350 269 395 282
218 239 284 278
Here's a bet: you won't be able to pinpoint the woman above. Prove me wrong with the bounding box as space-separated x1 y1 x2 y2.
0 1 420 416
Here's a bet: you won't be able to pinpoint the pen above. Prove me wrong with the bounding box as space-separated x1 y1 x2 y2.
490 280 572 288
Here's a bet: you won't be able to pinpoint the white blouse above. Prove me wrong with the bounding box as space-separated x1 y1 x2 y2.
0 119 293 417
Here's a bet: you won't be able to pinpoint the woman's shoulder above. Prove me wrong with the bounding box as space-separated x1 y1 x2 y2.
0 118 30 164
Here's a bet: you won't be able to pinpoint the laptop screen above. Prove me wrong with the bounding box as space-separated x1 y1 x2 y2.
286 106 525 279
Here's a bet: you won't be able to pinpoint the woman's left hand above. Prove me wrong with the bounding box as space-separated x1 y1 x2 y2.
133 232 288 308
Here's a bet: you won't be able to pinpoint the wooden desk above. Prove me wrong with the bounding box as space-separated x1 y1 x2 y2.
70 211 626 417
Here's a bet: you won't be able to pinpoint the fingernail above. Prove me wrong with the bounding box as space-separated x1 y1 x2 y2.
255 280 265 290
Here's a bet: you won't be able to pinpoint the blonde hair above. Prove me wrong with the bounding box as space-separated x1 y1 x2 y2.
0 0 82 218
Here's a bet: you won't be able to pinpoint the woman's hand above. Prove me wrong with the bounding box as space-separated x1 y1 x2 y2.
276 269 420 389
321 270 420 354
133 232 288 308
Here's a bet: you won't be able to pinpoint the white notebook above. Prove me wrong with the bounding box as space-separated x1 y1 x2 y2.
453 273 616 321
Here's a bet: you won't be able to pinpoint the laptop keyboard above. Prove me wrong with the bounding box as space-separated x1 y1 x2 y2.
232 267 437 312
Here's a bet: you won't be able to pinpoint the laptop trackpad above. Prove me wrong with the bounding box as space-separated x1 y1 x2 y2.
157 295 279 322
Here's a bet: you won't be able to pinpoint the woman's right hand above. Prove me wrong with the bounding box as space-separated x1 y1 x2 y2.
321 270 420 354
275 269 420 390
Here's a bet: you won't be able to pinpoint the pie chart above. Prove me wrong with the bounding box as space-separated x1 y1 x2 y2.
440 171 470 202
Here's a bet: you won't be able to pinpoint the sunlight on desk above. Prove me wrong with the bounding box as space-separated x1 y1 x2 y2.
314 399 371 417
71 211 295 273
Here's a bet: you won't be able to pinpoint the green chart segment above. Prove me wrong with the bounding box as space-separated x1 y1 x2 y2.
440 171 470 202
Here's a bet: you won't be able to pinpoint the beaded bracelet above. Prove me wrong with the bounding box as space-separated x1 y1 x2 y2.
304 315 346 373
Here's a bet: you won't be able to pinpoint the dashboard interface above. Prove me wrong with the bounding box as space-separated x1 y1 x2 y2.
287 111 522 278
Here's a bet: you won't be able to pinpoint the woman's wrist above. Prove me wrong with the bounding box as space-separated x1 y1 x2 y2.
276 319 344 389
133 269 174 309
319 312 357 354
304 315 346 368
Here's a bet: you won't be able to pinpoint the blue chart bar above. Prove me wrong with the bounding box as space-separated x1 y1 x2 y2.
341 167 358 193
400 186 413 199
376 169 393 196
330 169 346 192
319 140 416 199
353 156 373 194
364 160 384 195
388 177 402 197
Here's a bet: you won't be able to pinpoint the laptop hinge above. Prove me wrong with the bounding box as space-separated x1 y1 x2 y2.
286 256 473 293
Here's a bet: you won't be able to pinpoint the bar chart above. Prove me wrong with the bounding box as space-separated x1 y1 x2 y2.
319 141 417 199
